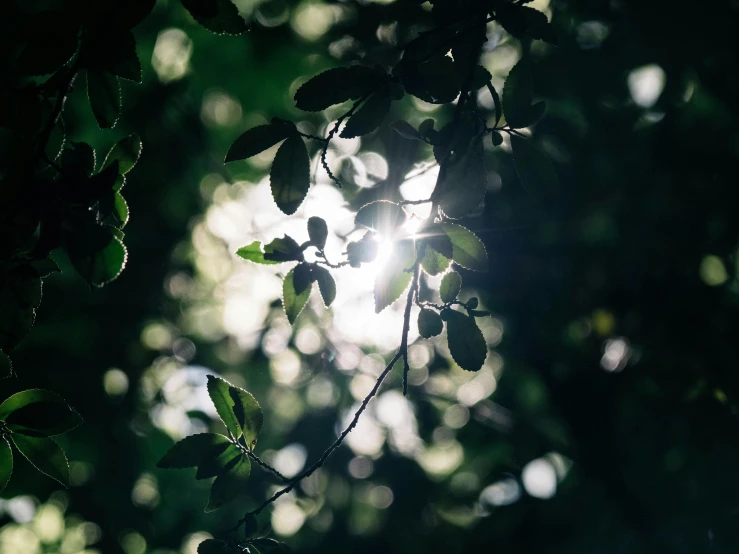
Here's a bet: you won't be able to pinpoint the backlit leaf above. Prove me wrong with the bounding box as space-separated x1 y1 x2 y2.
294 66 385 112
103 135 142 175
157 433 231 468
502 59 533 128
87 71 121 129
418 309 443 338
12 434 69 487
0 389 82 437
181 0 248 35
436 135 486 219
229 387 263 449
270 136 310 215
313 265 336 307
355 201 405 237
439 270 462 303
196 443 241 479
205 455 251 512
440 223 488 272
207 375 242 439
340 89 392 138
282 267 311 324
307 217 328 250
374 239 416 313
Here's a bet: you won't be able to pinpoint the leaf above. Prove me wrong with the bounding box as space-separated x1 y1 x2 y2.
436 134 486 219
30 258 60 279
313 265 336 307
0 438 12 491
307 217 328 250
355 201 406 237
491 131 503 146
198 539 231 554
400 56 460 104
487 82 502 127
229 387 263 449
443 309 487 371
292 263 313 295
205 455 251 512
87 71 121 129
157 433 231 468
294 66 385 112
418 309 443 338
243 514 259 538
207 375 242 439
469 65 492 90
237 242 276 265
502 59 533 128
103 135 142 175
340 89 392 138
0 389 82 437
83 30 142 83
346 234 379 267
16 13 79 75
439 270 462 303
181 0 248 35
518 101 546 127
421 244 450 276
62 142 96 177
12 434 69 487
270 136 310 215
374 239 416 313
282 267 311 324
196 443 241 479
71 234 128 287
418 119 435 139
390 120 421 140
440 223 488 272
263 236 303 262
402 27 458 64
113 192 129 227
510 135 559 199
225 124 293 163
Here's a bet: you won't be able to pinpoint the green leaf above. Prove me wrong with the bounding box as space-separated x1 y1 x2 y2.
0 438 12 491
229 387 264 449
307 217 328 250
103 135 142 175
340 89 392 138
207 376 242 439
421 244 450 276
237 242 277 265
181 0 248 35
87 71 121 129
510 135 559 199
225 124 292 163
196 443 241 479
29 258 60 278
436 135 486 219
440 223 488 272
270 135 310 215
502 59 533 128
418 309 443 338
355 201 406 237
0 389 82 437
374 239 416 313
112 192 129 227
346 234 379 267
12 434 69 487
198 539 231 554
313 265 336 307
294 66 385 112
106 31 143 83
443 309 487 371
205 455 251 512
282 267 312 324
263 236 303 263
70 233 128 287
439 270 462 303
390 120 421 140
62 142 96 178
157 433 231 468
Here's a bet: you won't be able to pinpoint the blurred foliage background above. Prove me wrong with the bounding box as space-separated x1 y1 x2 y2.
3 0 739 553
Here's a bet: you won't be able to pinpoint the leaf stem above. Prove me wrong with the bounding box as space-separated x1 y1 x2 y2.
320 94 371 188
401 264 420 396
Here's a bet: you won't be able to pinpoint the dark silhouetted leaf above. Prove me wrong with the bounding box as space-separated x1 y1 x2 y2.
181 0 248 35
341 89 392 138
87 71 121 129
307 217 328 250
12 434 69 487
0 438 11 491
439 270 462 303
510 135 559 199
440 223 488 272
443 309 486 371
205 455 251 512
418 309 443 338
229 387 263 449
375 239 415 313
270 136 310 215
355 201 405 237
487 82 502 127
263 236 303 262
293 262 313 295
502 59 533 128
16 13 79 75
225 124 293 163
313 265 336 307
347 233 379 267
198 539 231 554
282 267 311 324
400 56 460 104
29 258 60 279
517 101 546 128
196 443 241 479
103 135 142 175
207 376 243 439
0 389 82 437
157 433 231 468
402 27 457 64
294 66 385 112
491 131 503 146
436 135 486 219
62 142 96 178
113 192 129 227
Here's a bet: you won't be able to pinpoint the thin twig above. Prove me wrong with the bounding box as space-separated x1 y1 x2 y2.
401 264 420 395
320 94 371 188
245 451 289 483
230 350 402 529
